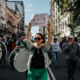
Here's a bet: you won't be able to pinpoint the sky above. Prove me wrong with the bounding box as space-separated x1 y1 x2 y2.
8 0 50 36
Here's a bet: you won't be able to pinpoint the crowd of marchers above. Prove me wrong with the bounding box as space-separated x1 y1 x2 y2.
0 35 80 80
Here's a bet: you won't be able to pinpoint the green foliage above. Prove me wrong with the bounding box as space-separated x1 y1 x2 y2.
56 0 80 32
72 0 80 26
67 0 80 28
68 23 75 36
54 32 62 37
56 0 72 14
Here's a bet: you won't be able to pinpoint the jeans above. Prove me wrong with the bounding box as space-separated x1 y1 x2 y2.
52 52 59 65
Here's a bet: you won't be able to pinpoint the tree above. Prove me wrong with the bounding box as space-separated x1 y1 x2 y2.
68 23 76 36
56 0 72 14
56 0 80 35
71 0 80 26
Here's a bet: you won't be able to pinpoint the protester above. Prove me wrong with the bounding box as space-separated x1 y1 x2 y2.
11 39 16 50
63 36 80 80
26 33 51 80
59 38 64 53
78 38 80 46
18 21 52 80
52 38 61 68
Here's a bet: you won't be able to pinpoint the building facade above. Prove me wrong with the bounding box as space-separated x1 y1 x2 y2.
50 0 71 38
6 6 18 35
7 1 24 37
74 26 80 37
0 0 7 36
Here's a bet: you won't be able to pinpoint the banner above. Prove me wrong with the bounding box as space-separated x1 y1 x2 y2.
31 13 48 26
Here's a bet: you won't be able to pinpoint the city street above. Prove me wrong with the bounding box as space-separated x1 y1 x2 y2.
0 53 80 80
0 0 80 80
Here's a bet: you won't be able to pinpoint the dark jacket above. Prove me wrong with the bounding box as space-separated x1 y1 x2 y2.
63 42 80 61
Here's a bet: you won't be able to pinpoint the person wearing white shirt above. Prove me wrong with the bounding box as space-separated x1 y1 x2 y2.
52 38 61 68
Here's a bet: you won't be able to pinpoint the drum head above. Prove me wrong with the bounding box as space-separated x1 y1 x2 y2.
10 47 29 72
0 46 2 59
0 41 7 60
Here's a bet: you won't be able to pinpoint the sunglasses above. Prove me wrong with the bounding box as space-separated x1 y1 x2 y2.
35 38 42 41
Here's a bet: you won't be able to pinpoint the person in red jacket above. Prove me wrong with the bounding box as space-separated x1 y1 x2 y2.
12 39 16 50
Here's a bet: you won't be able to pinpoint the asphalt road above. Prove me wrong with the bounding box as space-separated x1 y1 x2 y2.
0 67 26 80
0 53 80 80
48 53 80 80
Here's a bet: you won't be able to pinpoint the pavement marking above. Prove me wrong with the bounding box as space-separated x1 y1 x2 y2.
48 67 56 80
48 73 50 80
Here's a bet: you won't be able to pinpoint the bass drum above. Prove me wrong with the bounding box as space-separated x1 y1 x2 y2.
0 40 7 60
9 46 29 72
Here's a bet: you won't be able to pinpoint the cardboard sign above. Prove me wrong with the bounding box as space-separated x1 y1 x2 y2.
31 13 48 26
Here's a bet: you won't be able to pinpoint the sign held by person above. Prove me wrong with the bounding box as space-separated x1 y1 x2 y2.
31 13 48 26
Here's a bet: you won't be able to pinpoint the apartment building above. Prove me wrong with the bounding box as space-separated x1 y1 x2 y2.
0 0 7 36
50 0 71 38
